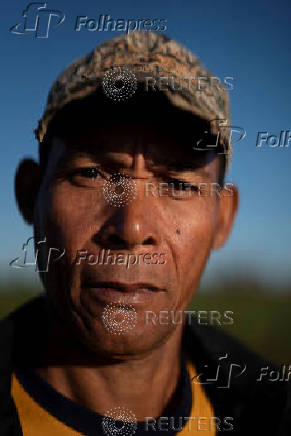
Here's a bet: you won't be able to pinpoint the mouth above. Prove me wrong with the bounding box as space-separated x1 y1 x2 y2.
81 281 166 305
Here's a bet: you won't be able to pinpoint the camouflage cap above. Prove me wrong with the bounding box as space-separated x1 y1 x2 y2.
35 31 232 169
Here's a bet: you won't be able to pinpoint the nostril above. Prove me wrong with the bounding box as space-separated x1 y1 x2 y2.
107 234 125 246
143 237 155 245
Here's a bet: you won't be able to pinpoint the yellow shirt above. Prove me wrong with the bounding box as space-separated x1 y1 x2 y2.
11 361 216 436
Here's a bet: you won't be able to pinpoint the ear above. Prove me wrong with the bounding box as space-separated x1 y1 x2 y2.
15 158 41 225
212 184 239 250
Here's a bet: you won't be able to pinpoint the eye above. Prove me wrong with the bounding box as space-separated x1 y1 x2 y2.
167 178 199 192
68 167 103 187
74 167 100 179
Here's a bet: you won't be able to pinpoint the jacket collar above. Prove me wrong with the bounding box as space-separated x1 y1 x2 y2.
0 295 289 436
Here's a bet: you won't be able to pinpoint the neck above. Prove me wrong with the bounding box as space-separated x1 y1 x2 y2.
35 313 184 421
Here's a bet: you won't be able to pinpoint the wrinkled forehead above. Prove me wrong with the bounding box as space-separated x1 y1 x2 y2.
42 91 220 174
50 121 218 173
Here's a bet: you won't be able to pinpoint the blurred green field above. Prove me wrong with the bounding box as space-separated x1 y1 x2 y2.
0 281 290 365
189 291 291 365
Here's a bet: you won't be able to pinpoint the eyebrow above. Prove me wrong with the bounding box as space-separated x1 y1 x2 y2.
58 150 103 167
150 158 212 176
58 147 212 178
167 162 209 172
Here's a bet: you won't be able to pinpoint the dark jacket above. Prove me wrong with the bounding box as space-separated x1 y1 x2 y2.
0 295 290 436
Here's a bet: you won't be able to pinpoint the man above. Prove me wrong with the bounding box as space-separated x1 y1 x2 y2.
0 32 289 436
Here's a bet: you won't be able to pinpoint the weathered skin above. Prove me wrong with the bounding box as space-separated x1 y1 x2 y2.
15 118 238 419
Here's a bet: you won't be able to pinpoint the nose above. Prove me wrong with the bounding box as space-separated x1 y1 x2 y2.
96 181 160 249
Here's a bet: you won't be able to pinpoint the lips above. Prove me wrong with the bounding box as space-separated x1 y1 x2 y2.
81 281 166 305
82 281 163 292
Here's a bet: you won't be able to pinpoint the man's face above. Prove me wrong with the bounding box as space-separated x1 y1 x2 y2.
31 120 236 358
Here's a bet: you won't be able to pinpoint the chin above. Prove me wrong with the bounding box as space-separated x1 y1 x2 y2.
71 311 179 360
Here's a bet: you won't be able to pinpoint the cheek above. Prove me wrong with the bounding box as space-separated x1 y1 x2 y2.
179 206 217 254
40 184 106 262
168 197 218 254
170 199 218 298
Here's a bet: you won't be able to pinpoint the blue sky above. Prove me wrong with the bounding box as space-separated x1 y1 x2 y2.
1 0 290 289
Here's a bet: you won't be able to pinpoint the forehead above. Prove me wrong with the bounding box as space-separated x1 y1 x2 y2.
54 121 218 171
